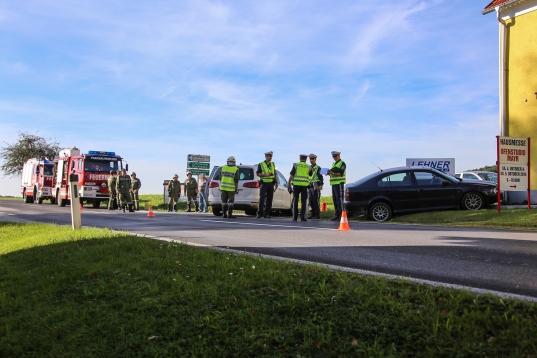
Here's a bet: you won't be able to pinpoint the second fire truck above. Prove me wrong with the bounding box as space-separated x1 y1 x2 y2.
53 147 127 207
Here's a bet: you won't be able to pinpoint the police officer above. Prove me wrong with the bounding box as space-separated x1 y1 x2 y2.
288 154 311 221
130 172 142 211
220 156 239 218
307 154 323 219
184 171 199 212
117 169 134 212
256 151 278 218
107 170 117 210
328 151 346 221
168 174 181 212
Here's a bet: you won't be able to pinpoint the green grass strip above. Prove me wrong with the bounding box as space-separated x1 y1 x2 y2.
1 222 536 356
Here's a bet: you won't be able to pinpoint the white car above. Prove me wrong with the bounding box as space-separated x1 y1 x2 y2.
455 171 497 183
207 165 293 216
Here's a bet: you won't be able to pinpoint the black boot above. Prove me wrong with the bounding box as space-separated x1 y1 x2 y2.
228 206 236 219
186 202 192 212
307 212 313 219
128 204 135 213
122 205 126 213
222 205 228 218
330 215 340 221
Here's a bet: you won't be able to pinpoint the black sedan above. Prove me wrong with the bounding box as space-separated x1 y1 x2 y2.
344 166 498 222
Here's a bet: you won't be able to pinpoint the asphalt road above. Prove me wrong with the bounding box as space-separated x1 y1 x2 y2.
2 199 537 300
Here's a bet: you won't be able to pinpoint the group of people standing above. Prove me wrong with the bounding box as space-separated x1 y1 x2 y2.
167 172 210 213
107 170 142 212
219 150 346 222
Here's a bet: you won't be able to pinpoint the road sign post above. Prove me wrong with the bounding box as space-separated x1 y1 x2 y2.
497 136 531 212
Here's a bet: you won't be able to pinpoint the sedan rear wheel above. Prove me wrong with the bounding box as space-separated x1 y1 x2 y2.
369 202 392 222
462 192 484 210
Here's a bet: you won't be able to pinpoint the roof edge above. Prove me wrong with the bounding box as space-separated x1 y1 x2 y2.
482 0 526 15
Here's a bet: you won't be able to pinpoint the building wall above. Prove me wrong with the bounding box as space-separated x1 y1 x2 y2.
505 6 537 195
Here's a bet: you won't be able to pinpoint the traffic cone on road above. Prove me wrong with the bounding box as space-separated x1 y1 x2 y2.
147 205 155 217
79 203 83 212
337 211 351 231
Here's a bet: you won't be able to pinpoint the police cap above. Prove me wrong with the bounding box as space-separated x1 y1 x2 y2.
173 174 179 178
299 154 308 158
186 171 192 175
264 151 273 156
309 154 317 158
331 151 341 155
131 172 136 176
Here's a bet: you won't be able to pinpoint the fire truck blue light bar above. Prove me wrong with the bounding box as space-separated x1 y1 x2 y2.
88 151 116 155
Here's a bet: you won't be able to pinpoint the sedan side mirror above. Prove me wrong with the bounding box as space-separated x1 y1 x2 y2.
442 180 451 187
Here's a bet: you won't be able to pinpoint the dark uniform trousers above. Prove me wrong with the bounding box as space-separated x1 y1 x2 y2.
293 185 308 220
257 182 275 217
308 186 321 216
332 183 344 217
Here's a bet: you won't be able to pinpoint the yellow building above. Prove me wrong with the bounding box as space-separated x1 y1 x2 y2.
483 0 537 204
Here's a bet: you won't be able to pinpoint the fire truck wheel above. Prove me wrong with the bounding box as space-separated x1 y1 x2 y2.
23 190 32 204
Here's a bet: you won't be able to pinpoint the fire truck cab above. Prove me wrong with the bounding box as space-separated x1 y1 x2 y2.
21 158 55 204
53 147 127 208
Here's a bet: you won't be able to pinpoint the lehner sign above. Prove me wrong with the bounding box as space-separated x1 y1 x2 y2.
496 136 531 211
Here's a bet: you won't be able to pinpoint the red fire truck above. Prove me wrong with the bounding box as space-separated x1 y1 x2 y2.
21 157 55 204
53 147 127 207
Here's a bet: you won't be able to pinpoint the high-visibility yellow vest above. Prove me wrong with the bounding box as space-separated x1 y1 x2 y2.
220 165 238 192
259 161 275 183
309 164 320 183
291 162 310 186
329 160 346 185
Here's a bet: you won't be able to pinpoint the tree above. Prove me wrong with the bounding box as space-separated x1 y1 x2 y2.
469 165 497 172
0 132 61 178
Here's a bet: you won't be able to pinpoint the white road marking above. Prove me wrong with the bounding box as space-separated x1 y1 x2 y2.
200 219 338 230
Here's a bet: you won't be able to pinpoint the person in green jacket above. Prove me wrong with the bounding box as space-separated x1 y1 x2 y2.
168 174 181 212
116 169 134 212
130 172 142 211
107 170 117 210
184 172 199 212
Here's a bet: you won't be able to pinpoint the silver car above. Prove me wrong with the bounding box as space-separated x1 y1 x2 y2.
455 171 497 183
207 164 293 216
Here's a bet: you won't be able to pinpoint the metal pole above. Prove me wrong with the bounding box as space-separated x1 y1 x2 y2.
497 136 501 214
528 138 531 210
69 174 81 229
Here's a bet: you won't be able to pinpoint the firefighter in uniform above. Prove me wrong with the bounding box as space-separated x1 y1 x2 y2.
168 174 181 212
289 154 311 221
117 169 134 212
130 172 142 211
256 151 278 218
307 154 323 219
220 156 239 219
328 151 346 221
184 171 199 212
107 170 117 210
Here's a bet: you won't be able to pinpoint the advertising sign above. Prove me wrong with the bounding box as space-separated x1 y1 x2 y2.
406 158 455 175
187 154 210 162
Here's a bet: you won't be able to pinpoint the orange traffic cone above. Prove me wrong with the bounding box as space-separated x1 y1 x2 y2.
147 205 155 217
79 203 83 212
337 211 351 231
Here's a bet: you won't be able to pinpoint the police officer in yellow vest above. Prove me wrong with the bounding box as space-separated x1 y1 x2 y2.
220 156 240 219
256 151 278 218
288 154 312 221
328 151 346 221
307 154 324 219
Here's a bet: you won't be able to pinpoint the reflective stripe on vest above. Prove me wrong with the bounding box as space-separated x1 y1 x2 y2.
309 164 319 183
291 162 310 186
329 160 346 185
259 161 275 183
220 165 238 192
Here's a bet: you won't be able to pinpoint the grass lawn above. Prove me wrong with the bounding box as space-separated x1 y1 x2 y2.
390 208 537 230
1 222 537 357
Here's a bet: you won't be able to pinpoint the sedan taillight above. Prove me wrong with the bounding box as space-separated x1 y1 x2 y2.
243 182 259 188
345 188 350 200
209 181 219 188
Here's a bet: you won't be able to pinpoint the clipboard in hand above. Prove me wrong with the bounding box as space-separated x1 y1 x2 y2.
330 166 344 174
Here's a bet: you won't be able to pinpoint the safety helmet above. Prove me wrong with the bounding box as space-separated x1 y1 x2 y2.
227 156 236 162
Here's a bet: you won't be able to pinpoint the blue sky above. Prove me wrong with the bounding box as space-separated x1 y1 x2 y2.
0 0 499 196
